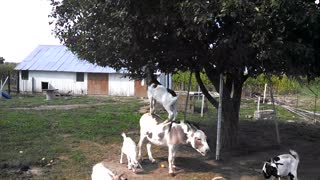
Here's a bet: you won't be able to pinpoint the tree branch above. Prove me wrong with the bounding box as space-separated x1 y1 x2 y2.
195 70 219 108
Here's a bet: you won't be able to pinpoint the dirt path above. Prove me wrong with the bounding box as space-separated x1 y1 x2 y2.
10 103 107 110
93 120 320 180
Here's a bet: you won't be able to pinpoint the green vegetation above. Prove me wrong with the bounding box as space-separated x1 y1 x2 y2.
172 71 215 92
0 95 142 179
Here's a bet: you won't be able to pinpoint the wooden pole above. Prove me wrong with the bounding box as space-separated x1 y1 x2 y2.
268 76 281 145
216 74 223 160
201 94 205 117
257 96 260 113
8 71 11 94
263 83 267 104
314 95 317 123
184 72 192 121
17 71 20 94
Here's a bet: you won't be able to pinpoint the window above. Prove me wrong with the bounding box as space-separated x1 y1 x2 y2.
21 70 29 80
41 82 49 90
76 72 84 82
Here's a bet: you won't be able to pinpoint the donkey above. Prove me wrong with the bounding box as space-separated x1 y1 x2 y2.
137 113 210 176
145 67 178 122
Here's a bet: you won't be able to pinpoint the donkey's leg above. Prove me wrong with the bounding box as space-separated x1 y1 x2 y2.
146 143 156 163
138 134 146 161
171 146 177 169
168 145 175 175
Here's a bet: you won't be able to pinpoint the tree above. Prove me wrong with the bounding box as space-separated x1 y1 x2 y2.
50 0 320 148
0 57 4 64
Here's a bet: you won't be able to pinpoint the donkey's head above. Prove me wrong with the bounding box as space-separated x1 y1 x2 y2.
185 123 210 156
190 129 210 156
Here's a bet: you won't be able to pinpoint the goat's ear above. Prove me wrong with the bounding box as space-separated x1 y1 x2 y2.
119 173 127 180
113 171 118 177
264 161 271 165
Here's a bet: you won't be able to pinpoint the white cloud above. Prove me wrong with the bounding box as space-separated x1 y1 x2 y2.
0 0 60 63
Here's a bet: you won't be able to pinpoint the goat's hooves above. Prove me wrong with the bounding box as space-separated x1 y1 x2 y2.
169 173 176 177
151 160 156 164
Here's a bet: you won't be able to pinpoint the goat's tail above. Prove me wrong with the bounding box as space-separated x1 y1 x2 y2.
121 132 126 139
289 149 299 161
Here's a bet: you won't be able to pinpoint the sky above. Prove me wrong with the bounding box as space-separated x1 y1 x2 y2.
0 0 318 63
0 0 61 63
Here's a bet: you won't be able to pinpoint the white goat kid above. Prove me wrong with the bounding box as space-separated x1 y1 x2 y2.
138 113 210 176
91 162 126 180
262 150 299 180
120 132 143 173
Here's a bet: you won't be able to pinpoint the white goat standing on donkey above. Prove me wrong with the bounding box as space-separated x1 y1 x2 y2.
91 162 127 180
120 132 143 173
145 67 178 121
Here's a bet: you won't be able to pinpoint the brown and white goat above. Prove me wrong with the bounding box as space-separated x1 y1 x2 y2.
138 113 210 176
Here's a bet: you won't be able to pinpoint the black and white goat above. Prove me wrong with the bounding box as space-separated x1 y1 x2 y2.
120 132 143 173
138 113 210 176
262 150 299 180
91 162 126 180
145 69 178 122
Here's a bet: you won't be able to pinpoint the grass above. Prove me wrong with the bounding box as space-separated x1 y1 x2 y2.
0 93 316 179
0 95 142 179
0 94 116 108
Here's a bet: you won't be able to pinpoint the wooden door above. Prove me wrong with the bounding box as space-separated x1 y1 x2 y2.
134 80 147 97
87 73 108 95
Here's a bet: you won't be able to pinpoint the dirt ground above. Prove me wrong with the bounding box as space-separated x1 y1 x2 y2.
5 98 320 180
98 120 320 180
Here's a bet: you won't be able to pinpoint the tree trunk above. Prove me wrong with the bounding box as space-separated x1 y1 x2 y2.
195 68 245 149
222 100 239 148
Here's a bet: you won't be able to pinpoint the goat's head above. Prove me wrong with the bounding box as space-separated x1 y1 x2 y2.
262 161 277 179
113 172 127 180
130 160 143 173
186 125 210 156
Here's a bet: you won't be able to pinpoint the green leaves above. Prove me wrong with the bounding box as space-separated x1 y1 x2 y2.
50 0 320 80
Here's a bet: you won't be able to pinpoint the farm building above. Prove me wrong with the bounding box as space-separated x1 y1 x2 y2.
15 45 171 97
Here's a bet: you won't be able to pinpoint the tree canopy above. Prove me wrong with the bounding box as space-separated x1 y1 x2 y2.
50 0 320 148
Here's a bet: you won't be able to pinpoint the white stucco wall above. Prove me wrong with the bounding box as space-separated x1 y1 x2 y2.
108 74 134 96
19 71 87 95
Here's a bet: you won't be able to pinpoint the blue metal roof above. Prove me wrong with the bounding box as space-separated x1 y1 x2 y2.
15 45 119 73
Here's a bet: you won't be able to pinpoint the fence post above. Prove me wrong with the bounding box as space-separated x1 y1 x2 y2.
17 71 20 94
216 73 223 160
8 71 10 94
